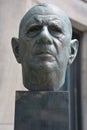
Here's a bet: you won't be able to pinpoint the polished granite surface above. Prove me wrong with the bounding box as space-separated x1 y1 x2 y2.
14 91 69 130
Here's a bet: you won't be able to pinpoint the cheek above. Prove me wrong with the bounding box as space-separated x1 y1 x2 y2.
62 48 69 62
19 38 33 63
56 47 69 68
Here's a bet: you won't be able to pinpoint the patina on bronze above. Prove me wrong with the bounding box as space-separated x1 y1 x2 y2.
11 3 79 91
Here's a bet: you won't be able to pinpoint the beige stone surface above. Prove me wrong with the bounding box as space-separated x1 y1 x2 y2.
0 125 13 130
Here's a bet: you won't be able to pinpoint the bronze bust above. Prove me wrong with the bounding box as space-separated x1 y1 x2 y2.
11 3 79 91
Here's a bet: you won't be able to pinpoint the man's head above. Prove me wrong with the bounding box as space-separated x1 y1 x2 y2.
12 3 79 91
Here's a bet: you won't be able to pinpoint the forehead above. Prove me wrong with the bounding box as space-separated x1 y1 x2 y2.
20 5 69 27
19 5 72 37
25 14 65 27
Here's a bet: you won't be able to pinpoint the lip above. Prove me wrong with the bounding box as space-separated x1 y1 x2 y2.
33 51 56 61
34 51 54 56
35 53 53 58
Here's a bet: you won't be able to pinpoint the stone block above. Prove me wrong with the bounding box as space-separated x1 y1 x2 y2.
14 91 69 130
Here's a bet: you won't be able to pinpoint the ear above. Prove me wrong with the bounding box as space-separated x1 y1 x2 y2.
11 37 21 63
68 39 79 64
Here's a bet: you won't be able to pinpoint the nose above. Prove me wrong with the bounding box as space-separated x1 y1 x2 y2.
38 26 52 44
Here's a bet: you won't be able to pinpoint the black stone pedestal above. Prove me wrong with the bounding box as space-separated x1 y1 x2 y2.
14 91 70 130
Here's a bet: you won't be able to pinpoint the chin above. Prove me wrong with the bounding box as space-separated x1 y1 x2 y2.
30 60 58 73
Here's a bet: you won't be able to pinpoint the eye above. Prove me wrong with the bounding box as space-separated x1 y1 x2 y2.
28 25 41 32
48 25 62 35
26 25 42 37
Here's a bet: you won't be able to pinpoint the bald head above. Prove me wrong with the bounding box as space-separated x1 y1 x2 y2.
19 3 72 39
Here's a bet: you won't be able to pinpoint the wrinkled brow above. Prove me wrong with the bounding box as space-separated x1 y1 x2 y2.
33 16 61 24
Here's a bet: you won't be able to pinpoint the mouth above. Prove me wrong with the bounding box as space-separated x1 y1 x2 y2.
35 51 53 56
33 51 56 62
